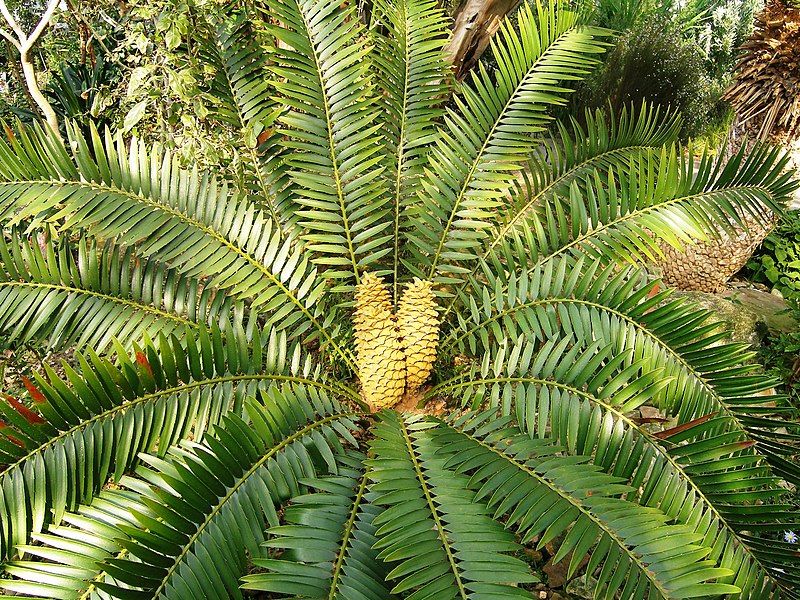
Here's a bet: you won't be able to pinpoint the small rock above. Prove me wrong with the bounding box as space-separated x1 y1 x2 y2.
539 592 548 599
674 287 798 348
723 287 796 334
638 405 664 420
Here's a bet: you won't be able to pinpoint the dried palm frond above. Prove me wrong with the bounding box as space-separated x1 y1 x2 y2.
724 0 800 142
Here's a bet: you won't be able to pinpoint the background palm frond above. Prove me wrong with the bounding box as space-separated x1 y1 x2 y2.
203 4 296 229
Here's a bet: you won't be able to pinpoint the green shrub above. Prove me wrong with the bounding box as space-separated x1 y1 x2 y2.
695 0 763 78
756 309 800 410
578 17 720 139
747 211 800 298
746 212 800 412
44 52 120 134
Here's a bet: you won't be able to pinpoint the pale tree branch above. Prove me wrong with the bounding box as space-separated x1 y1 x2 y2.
0 26 18 49
0 0 63 139
5 40 37 112
0 0 23 40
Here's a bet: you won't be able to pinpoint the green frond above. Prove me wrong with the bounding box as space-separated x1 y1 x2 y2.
436 264 800 595
204 5 297 228
0 122 351 364
496 142 797 271
0 389 361 599
0 119 76 182
369 0 452 302
432 351 799 595
0 230 239 352
435 102 682 322
0 488 151 600
445 258 800 483
242 451 396 599
511 102 683 212
259 0 392 288
406 0 608 283
0 0 797 597
367 411 536 599
0 325 357 560
432 411 742 599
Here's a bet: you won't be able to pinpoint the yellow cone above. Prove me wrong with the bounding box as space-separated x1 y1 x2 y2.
398 278 439 395
354 274 405 410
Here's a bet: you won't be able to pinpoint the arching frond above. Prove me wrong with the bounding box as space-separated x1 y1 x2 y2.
492 102 682 258
259 0 391 288
242 452 396 599
493 142 797 273
406 1 608 283
0 325 357 560
0 230 240 352
431 336 799 596
0 122 351 364
435 102 683 322
0 389 361 600
366 411 536 599
444 259 800 482
435 262 800 595
369 0 452 302
511 103 683 211
1 489 153 599
431 411 742 599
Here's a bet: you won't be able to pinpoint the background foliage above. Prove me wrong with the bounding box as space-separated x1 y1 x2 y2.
573 0 762 141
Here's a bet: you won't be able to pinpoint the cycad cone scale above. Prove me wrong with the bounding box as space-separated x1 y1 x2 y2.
354 274 439 410
398 278 439 394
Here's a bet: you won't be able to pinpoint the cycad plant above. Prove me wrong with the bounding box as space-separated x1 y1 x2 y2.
0 0 798 598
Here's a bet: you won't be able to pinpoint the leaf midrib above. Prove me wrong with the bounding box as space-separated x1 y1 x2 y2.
328 465 371 599
397 415 468 600
0 280 198 329
0 374 357 481
0 178 353 369
150 411 356 599
426 27 583 279
391 3 412 306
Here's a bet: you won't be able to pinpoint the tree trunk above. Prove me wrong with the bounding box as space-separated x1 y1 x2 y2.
19 49 60 137
0 0 63 139
5 41 38 114
445 0 520 79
